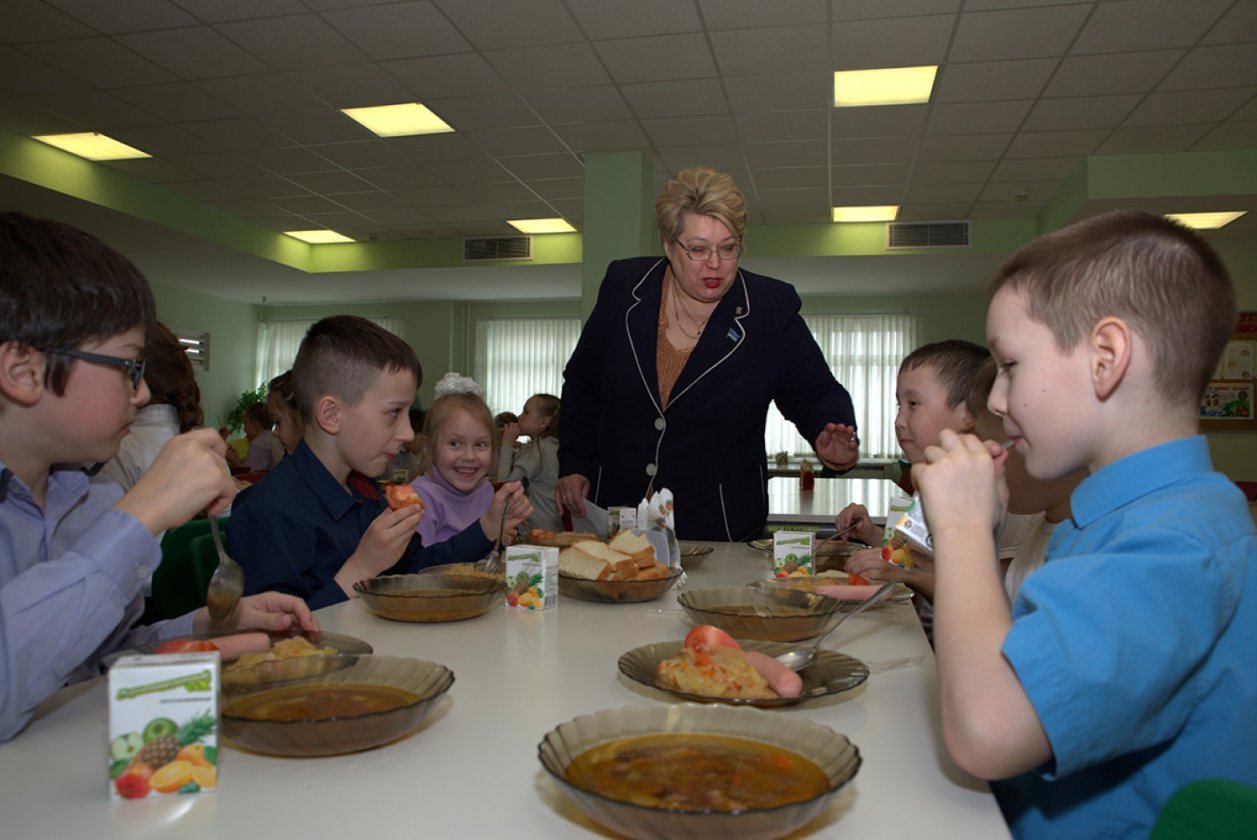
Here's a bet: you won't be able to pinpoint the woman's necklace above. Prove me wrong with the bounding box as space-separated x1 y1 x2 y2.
670 277 711 340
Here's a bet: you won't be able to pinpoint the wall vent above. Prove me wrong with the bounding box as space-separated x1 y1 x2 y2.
887 220 970 249
463 236 532 261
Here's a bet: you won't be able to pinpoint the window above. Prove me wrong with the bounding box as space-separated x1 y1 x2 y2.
173 329 210 372
765 314 920 461
474 318 582 415
255 317 405 387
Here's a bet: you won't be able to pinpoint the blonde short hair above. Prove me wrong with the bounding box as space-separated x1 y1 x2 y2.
990 210 1235 405
655 167 748 244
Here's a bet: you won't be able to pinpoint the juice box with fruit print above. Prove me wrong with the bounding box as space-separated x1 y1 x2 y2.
772 531 814 578
108 652 219 800
505 545 557 610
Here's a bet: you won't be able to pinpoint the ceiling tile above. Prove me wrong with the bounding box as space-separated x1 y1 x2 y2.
1004 129 1107 157
829 163 911 186
28 89 160 129
244 146 340 174
521 86 632 123
197 73 327 114
216 15 367 70
388 132 481 163
0 95 77 134
267 193 349 215
263 109 369 145
734 109 827 143
163 179 238 201
2 1 95 42
1192 120 1257 151
488 43 610 89
218 174 310 199
384 53 509 99
101 157 202 183
202 198 292 219
640 113 738 146
321 2 471 60
951 5 1090 61
910 160 997 184
760 206 830 224
831 135 921 164
1023 95 1142 131
24 38 177 87
754 186 827 208
594 34 716 84
430 0 583 49
831 105 928 139
927 100 1033 135
494 153 583 180
45 0 198 33
711 24 829 76
620 79 727 119
165 151 267 178
456 181 536 204
916 133 1011 161
326 190 410 211
1045 50 1184 97
1097 123 1212 153
724 74 831 113
351 164 440 190
968 200 1042 219
1201 1 1257 46
1229 98 1257 121
288 63 416 108
289 210 374 230
699 0 827 29
551 120 650 152
1071 0 1231 54
0 48 87 95
830 15 955 69
830 185 904 204
753 166 828 190
283 170 378 194
657 144 748 173
113 82 239 122
989 156 1081 181
311 139 411 168
743 139 827 167
527 176 584 199
182 116 292 150
172 0 308 23
544 198 582 225
428 93 539 132
117 27 270 80
934 58 1056 102
1124 88 1256 127
1160 44 1257 90
388 184 469 203
977 180 1060 202
567 0 701 38
110 123 222 156
904 182 983 203
467 125 565 156
832 0 962 21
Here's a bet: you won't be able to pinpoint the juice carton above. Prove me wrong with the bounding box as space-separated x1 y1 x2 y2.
772 531 814 578
607 506 638 537
505 544 557 610
108 652 219 800
893 494 934 556
882 495 920 567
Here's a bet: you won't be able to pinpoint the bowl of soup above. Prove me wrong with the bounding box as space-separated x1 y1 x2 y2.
538 703 860 840
354 572 503 622
676 586 848 642
221 655 454 757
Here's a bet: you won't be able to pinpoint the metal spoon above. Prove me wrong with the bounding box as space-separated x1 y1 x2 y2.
481 490 513 575
774 581 896 672
205 514 244 622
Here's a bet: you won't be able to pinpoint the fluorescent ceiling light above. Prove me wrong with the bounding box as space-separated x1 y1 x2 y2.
1165 211 1246 229
284 230 355 244
834 66 938 107
341 102 453 137
832 205 899 223
507 218 576 234
32 132 150 160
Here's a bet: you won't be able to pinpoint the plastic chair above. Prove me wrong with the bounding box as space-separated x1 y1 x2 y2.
1149 778 1257 840
146 518 226 621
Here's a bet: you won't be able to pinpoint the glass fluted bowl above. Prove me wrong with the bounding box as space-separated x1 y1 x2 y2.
221 654 453 757
354 572 503 622
537 703 861 840
558 568 683 603
676 586 847 642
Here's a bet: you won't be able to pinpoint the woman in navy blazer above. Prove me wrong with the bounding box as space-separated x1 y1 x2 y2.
557 168 859 541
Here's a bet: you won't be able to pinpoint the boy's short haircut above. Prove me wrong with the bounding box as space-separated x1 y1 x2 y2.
966 358 999 419
990 209 1235 404
291 316 422 419
900 340 990 409
0 212 155 396
243 403 273 429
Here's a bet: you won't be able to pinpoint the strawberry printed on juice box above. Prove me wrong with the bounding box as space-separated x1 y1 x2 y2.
108 651 219 800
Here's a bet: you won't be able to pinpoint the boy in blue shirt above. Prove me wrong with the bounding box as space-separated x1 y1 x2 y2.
0 212 317 742
229 316 530 608
916 210 1256 838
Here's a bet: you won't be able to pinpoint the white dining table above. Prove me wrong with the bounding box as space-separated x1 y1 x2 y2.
766 476 908 528
4 543 1009 838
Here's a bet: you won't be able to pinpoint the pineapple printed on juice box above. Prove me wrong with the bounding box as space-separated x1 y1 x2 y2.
108 652 219 800
773 532 814 578
505 545 557 610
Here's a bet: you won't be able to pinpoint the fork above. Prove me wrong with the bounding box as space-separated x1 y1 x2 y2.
482 491 513 574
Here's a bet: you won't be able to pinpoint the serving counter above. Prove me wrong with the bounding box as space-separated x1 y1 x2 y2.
4 543 1008 838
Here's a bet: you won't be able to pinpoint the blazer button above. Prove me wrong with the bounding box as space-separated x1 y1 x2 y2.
654 417 665 431
645 463 657 476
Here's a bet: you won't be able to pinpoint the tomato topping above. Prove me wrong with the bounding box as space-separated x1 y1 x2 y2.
683 625 740 653
384 483 425 511
848 573 869 585
155 639 219 654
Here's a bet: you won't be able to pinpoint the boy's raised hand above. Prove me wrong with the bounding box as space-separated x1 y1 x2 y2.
915 430 1009 541
815 422 860 471
337 504 424 595
114 428 236 537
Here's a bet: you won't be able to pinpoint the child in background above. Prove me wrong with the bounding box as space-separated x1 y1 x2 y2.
917 210 1255 837
228 403 284 471
265 369 303 455
0 212 316 742
95 321 203 491
230 328 529 608
497 394 563 532
412 373 534 546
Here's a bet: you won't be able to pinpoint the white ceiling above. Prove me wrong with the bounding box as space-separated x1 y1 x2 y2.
1 0 1254 303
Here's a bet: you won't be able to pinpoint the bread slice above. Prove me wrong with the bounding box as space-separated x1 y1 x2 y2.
558 548 610 581
609 530 651 556
571 540 629 565
613 557 640 581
